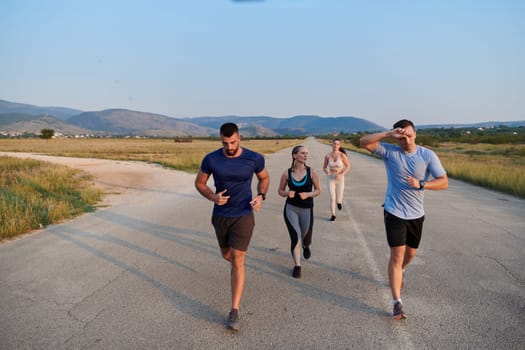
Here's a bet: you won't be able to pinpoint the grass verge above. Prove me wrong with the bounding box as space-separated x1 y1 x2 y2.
0 156 103 241
0 138 302 172
0 138 303 240
327 140 525 199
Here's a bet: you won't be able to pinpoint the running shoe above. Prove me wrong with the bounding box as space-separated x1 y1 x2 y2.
303 246 311 259
330 215 336 222
228 309 240 331
337 203 342 210
292 266 301 278
392 301 407 320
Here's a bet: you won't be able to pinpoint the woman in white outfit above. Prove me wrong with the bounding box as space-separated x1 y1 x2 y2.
323 139 351 221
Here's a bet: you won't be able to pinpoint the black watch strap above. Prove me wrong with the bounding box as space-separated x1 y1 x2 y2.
257 192 266 200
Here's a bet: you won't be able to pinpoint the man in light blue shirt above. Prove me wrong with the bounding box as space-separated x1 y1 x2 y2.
360 119 448 320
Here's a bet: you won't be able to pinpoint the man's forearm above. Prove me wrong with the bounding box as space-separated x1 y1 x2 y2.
195 184 215 201
257 179 269 195
360 131 391 152
425 175 449 191
360 131 391 146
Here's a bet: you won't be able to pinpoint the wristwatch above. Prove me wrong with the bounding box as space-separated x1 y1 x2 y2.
419 180 425 189
257 192 266 200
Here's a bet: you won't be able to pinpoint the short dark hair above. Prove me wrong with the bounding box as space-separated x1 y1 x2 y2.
220 122 239 137
393 119 415 130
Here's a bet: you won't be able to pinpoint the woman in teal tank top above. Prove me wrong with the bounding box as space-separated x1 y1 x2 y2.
277 145 322 278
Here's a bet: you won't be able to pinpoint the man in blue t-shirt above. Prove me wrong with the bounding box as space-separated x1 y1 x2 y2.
360 119 448 320
195 122 269 331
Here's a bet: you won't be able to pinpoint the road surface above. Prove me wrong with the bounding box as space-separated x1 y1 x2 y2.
1 139 524 349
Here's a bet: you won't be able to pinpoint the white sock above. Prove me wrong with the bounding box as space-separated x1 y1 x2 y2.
393 299 402 305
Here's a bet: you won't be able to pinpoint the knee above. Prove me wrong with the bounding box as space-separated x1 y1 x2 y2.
230 250 246 269
405 248 417 261
389 250 405 266
221 248 232 262
389 256 403 266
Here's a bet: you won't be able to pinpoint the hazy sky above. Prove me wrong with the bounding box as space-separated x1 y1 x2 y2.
1 0 523 128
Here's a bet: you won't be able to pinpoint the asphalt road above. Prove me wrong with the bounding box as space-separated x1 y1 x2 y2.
1 139 524 349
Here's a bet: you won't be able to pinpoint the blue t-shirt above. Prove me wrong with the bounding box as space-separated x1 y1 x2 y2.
374 142 446 220
200 147 265 218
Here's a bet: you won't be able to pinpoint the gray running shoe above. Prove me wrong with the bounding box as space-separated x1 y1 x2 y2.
228 309 240 331
393 301 407 320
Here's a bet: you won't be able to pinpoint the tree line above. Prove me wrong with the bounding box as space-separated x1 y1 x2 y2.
333 126 525 148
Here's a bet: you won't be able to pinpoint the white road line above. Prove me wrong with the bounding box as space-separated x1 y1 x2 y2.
345 202 415 350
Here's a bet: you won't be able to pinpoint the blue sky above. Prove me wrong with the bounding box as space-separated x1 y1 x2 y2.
1 0 523 128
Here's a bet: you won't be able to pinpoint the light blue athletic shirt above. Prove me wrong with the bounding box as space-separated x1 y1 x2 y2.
374 142 446 220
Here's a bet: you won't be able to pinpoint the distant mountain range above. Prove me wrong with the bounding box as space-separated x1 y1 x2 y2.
1 99 523 137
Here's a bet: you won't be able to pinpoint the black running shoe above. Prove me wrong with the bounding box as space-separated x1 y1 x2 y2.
292 266 301 278
303 246 311 259
337 203 342 210
228 309 240 331
330 215 336 222
392 301 407 320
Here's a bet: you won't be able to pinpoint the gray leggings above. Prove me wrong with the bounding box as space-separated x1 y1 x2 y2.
284 203 313 266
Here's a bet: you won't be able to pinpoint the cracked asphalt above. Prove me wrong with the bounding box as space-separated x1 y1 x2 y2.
1 140 524 349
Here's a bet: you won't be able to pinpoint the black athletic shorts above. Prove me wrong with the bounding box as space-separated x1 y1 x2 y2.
212 213 255 252
384 210 425 248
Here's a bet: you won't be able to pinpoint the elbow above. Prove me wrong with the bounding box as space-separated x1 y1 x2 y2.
195 181 204 192
359 139 374 152
439 175 449 190
359 135 372 148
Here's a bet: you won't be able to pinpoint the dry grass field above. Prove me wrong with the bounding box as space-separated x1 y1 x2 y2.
3 138 523 197
2 137 523 240
0 138 304 240
434 142 525 197
332 140 525 199
0 156 103 240
0 138 303 172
